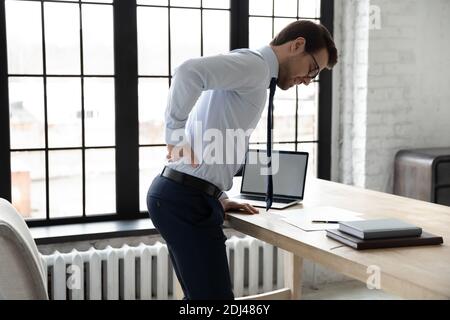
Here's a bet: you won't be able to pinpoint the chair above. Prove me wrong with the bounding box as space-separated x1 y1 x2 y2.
0 198 48 300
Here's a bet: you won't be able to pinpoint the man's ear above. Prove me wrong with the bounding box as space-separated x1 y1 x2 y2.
291 37 306 55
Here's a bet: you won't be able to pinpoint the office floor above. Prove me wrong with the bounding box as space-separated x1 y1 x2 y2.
302 280 402 300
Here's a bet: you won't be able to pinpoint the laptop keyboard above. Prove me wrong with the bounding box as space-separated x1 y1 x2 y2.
237 194 294 204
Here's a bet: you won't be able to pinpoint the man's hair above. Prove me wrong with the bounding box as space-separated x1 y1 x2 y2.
270 20 338 69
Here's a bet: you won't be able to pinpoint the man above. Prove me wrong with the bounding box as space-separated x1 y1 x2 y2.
147 20 337 300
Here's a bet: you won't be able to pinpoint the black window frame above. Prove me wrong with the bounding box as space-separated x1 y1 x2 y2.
244 0 332 179
0 0 333 227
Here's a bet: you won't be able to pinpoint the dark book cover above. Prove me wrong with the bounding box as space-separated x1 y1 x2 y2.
326 229 443 250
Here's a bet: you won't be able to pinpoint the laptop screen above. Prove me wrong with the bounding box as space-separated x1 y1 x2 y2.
241 150 308 199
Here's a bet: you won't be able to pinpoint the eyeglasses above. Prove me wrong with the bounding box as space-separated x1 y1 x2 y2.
305 52 320 79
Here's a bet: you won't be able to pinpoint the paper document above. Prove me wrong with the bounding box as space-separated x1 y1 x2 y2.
281 206 364 231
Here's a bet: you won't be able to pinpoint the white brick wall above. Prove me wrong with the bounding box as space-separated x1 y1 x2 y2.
333 0 450 193
366 0 450 192
332 0 370 187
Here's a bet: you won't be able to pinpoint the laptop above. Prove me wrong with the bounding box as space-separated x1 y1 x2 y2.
231 149 308 209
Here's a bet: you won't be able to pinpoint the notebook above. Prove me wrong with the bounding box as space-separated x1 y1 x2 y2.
326 229 443 250
338 219 422 240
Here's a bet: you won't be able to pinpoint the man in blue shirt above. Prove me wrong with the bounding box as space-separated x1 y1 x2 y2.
147 20 337 300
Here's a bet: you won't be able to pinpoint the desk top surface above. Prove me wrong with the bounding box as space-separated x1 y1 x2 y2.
225 177 450 299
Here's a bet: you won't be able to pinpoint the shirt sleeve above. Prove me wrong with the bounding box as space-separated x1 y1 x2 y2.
164 52 269 145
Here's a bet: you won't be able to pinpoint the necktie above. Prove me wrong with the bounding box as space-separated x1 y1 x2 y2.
266 77 277 211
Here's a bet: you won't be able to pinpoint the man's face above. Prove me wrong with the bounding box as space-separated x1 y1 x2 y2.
277 41 329 90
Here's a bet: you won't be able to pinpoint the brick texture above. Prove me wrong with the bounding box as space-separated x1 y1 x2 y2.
333 0 450 193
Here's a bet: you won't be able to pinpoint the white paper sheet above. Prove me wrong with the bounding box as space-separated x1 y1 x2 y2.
281 206 364 231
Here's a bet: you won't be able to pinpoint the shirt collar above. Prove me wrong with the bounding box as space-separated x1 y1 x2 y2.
257 45 279 83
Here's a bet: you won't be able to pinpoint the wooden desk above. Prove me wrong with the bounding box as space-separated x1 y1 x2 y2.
225 177 450 300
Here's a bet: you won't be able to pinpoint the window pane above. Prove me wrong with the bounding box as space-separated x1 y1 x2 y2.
137 0 167 5
44 2 80 74
47 77 82 147
249 17 272 49
249 143 297 152
249 0 272 16
248 143 263 152
274 18 297 37
300 18 320 25
274 85 296 142
82 4 114 75
274 0 297 17
298 142 317 178
170 0 200 7
82 0 113 3
170 9 201 74
84 78 115 147
85 148 116 215
11 151 46 220
273 143 296 151
202 0 229 9
203 10 230 56
9 77 45 149
139 78 169 145
139 146 167 212
5 0 43 74
137 7 168 75
297 82 318 141
48 150 82 218
250 86 297 144
298 0 321 18
52 0 114 3
250 104 267 143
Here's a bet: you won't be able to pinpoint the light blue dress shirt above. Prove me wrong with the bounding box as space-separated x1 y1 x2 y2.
164 46 279 198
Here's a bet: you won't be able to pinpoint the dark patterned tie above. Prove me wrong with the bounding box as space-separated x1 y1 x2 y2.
266 77 277 211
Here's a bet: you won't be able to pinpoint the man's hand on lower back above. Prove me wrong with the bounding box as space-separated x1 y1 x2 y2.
166 144 199 168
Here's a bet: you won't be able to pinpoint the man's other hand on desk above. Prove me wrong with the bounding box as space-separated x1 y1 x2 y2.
219 199 259 219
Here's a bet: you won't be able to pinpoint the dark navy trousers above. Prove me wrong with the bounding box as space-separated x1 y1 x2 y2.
146 174 234 300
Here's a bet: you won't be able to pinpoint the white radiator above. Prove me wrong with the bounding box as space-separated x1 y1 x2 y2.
41 236 285 300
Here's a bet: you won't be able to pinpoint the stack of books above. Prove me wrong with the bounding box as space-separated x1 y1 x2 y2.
326 218 443 250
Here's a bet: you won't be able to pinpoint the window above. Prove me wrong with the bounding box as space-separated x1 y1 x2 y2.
248 0 322 178
4 0 115 222
0 0 333 226
136 0 230 211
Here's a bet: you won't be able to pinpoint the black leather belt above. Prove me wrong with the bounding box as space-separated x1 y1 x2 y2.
160 166 223 199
